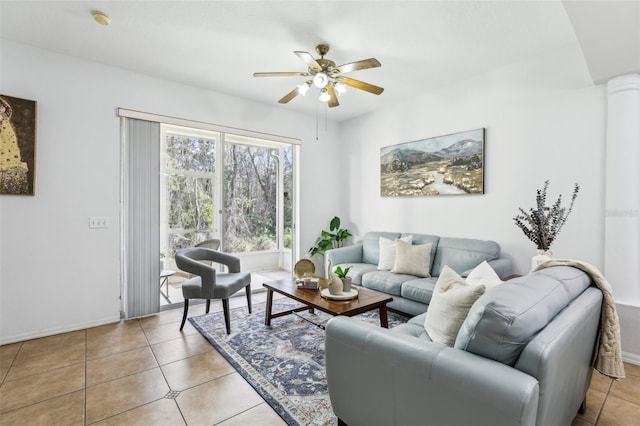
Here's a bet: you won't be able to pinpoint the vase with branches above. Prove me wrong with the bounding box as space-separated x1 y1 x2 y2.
513 180 580 256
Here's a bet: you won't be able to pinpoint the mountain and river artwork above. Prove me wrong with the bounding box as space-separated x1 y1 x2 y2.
380 128 485 197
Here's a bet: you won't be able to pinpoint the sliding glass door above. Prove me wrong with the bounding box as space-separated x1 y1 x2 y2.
222 134 294 272
158 125 296 308
161 126 221 262
120 108 299 318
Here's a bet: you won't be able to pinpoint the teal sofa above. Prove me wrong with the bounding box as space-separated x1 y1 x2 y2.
325 266 602 426
326 231 512 316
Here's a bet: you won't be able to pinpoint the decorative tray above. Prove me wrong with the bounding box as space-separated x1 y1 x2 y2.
294 258 315 278
320 288 359 300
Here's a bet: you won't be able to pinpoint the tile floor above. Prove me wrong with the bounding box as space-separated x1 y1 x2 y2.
0 291 287 426
1 289 639 425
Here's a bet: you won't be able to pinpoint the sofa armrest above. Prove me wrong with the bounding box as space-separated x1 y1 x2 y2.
487 258 513 278
326 244 364 267
325 316 539 426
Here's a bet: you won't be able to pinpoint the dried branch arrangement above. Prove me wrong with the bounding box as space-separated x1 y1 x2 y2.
514 181 580 251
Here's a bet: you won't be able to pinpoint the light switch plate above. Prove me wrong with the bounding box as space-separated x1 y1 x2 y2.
89 216 109 228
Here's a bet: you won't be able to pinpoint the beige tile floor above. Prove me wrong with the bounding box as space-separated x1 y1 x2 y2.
0 292 287 426
1 289 639 425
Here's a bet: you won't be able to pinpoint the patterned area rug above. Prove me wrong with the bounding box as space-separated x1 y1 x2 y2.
189 299 408 426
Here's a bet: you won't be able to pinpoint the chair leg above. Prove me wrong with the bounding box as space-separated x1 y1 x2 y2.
206 299 211 314
180 299 189 331
222 298 231 334
245 285 252 314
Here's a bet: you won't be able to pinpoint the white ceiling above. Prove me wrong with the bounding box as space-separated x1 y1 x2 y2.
1 1 582 122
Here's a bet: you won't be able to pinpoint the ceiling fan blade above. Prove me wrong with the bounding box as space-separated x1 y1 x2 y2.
327 84 339 108
253 72 309 77
337 58 381 74
294 51 322 70
339 76 384 95
278 87 300 104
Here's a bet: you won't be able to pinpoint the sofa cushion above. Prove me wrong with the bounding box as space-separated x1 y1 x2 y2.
362 270 415 296
466 260 504 290
362 232 401 265
391 313 432 341
424 266 486 347
431 237 501 277
454 266 592 366
392 240 433 277
378 235 413 270
401 233 439 265
336 262 378 285
400 277 438 305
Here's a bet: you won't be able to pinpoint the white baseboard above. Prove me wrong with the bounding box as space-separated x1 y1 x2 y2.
622 351 640 366
616 302 640 366
0 315 121 345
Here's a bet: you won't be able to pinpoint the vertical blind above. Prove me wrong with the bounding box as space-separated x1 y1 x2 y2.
123 118 161 318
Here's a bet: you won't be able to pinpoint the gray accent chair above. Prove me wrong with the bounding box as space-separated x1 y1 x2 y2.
195 238 220 250
325 266 602 426
175 247 251 334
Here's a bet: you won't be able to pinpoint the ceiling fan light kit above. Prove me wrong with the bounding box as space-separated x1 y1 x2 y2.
318 89 331 102
297 81 311 96
313 72 329 89
253 44 383 108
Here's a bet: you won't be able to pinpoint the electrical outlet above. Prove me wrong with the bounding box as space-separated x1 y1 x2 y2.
89 216 109 228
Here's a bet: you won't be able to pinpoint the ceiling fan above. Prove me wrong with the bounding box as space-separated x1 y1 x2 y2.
253 44 383 108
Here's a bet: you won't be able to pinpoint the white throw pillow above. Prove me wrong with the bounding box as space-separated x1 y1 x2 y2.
391 239 432 278
424 266 486 347
466 261 504 291
377 235 413 270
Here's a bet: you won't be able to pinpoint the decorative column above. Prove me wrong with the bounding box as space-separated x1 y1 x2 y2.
604 74 640 306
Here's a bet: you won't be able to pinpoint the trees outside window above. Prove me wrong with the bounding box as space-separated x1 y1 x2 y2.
161 126 295 259
164 133 217 256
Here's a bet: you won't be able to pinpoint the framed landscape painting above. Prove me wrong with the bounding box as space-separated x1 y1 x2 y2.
0 94 37 195
380 128 485 197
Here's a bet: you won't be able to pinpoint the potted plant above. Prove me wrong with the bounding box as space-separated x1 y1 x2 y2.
308 216 352 256
335 265 352 292
513 180 579 269
308 216 352 278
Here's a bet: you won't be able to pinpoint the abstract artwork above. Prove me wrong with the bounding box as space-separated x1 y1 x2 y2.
1 94 37 195
380 128 485 197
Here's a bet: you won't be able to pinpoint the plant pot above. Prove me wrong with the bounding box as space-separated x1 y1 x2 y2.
531 249 553 271
341 277 352 292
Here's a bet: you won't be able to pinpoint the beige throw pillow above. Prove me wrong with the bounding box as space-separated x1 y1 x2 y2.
391 239 432 278
424 266 486 346
466 260 504 291
377 235 413 270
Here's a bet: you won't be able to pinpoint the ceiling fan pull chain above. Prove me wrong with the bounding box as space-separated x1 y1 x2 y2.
325 105 328 133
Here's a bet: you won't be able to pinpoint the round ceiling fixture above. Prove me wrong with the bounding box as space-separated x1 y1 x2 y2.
92 11 111 26
312 72 329 89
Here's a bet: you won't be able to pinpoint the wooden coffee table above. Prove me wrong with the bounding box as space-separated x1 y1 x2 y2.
263 279 393 328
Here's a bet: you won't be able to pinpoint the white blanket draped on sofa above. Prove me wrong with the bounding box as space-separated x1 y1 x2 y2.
533 259 625 379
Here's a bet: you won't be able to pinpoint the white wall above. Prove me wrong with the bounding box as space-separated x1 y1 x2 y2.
340 45 605 273
339 44 639 362
0 40 343 343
